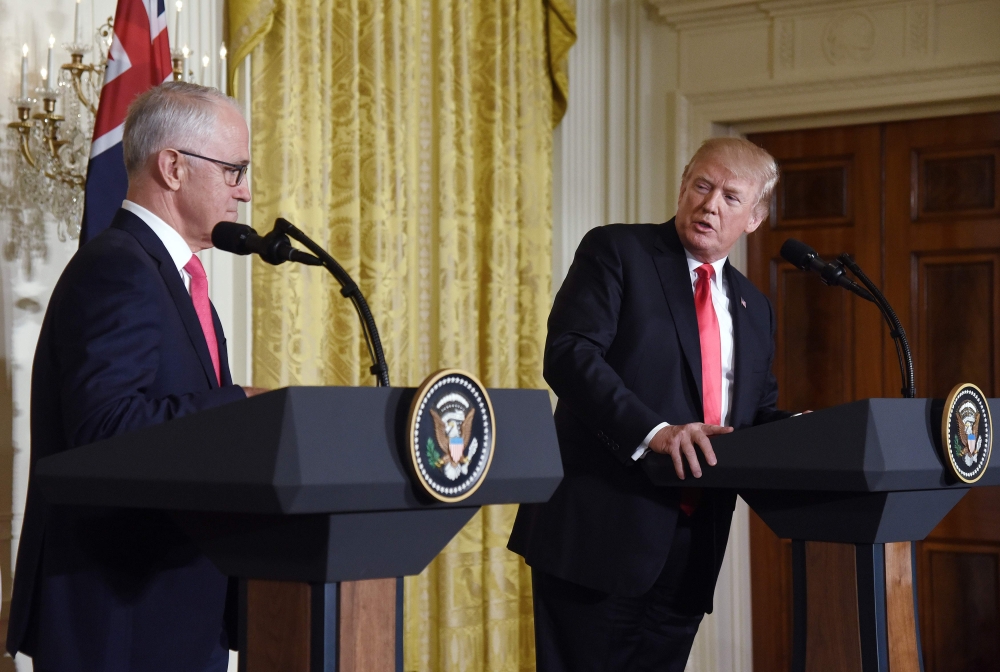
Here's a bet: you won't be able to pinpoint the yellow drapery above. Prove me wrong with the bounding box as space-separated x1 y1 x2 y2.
228 0 575 669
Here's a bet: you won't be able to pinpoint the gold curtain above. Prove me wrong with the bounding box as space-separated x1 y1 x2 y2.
228 0 575 669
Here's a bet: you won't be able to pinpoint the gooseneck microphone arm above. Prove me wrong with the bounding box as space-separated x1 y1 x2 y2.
779 238 913 399
837 253 915 399
273 218 391 388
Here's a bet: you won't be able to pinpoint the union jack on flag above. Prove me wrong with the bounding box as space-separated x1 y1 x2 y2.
80 0 173 244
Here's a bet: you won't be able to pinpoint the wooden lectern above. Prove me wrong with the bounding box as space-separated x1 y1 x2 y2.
641 398 999 672
34 386 563 672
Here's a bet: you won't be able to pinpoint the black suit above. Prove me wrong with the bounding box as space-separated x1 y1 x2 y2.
508 220 787 669
7 209 247 671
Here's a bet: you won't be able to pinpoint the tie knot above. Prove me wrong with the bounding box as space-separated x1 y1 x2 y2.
184 255 207 279
695 263 714 282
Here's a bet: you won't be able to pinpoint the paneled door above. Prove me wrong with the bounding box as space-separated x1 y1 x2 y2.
746 113 1000 672
884 114 1000 672
746 123 886 672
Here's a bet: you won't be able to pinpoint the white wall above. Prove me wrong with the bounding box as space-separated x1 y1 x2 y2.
553 0 678 290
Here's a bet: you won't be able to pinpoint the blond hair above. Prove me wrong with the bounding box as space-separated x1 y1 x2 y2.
681 137 779 218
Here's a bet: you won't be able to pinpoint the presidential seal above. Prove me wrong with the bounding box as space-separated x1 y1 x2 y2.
407 369 495 502
941 383 993 484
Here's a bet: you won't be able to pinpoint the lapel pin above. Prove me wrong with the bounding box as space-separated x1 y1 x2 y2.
741 298 746 308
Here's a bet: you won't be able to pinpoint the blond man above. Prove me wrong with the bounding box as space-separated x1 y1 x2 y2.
510 138 793 671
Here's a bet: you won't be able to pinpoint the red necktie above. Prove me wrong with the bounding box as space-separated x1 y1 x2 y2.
694 264 722 426
184 255 221 385
681 264 722 516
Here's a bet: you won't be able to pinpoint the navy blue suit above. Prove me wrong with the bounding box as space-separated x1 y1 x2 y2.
508 221 789 670
7 209 247 671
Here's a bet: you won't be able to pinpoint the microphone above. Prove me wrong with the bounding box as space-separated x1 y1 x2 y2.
779 238 874 302
212 222 322 266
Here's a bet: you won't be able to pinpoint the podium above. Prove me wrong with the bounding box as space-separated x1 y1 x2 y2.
34 386 563 671
641 398 999 672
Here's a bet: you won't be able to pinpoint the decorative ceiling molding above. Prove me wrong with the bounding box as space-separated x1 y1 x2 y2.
645 0 769 29
646 0 933 29
684 61 1000 108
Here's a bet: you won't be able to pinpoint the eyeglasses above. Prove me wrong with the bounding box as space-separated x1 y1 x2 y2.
177 149 249 187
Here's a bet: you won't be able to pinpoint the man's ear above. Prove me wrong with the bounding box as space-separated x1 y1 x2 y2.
745 208 767 235
156 149 184 191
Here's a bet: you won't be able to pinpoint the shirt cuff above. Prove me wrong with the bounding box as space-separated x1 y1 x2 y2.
632 421 670 461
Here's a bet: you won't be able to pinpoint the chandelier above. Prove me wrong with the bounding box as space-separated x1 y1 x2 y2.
1 1 226 275
1 15 112 274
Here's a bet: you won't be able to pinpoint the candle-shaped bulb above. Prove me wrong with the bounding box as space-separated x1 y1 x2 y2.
74 0 82 44
46 35 56 89
202 55 210 68
20 44 29 99
182 45 190 58
173 1 183 52
40 67 48 81
219 43 228 95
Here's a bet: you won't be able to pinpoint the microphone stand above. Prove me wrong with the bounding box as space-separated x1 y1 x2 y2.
273 218 391 388
837 253 915 399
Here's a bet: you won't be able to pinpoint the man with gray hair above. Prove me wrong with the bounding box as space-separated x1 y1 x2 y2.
509 137 793 671
7 81 265 671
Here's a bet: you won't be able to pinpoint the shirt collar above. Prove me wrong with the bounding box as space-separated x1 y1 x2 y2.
684 250 727 289
121 200 193 274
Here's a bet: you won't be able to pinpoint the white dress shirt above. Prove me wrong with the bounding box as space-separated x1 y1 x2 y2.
631 252 735 460
121 200 195 292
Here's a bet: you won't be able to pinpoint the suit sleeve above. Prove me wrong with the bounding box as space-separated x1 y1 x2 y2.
544 227 664 464
753 297 794 425
51 250 246 448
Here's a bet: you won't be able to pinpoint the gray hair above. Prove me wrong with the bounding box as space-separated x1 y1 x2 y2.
122 81 243 176
682 137 779 219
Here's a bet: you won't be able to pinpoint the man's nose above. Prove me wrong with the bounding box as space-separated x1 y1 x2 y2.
700 190 722 213
235 178 251 203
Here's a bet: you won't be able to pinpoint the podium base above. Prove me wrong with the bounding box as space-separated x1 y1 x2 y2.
791 541 923 672
239 578 403 672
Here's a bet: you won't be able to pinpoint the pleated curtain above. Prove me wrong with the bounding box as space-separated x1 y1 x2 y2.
227 1 575 668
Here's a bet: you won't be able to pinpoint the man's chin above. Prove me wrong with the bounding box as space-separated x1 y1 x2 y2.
679 229 715 251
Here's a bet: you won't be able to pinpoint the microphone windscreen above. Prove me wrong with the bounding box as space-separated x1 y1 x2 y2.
212 222 256 255
780 238 817 270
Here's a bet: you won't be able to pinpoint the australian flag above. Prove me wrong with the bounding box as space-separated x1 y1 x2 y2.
80 0 173 244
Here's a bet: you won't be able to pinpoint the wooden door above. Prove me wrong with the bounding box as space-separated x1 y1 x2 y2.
746 123 886 671
745 112 1000 671
884 113 1000 672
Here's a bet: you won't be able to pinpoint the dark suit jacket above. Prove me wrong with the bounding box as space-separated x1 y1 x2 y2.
508 220 788 611
7 209 247 671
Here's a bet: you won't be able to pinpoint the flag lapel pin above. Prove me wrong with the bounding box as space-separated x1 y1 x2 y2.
741 298 747 308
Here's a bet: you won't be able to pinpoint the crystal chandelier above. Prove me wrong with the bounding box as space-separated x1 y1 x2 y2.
0 16 112 274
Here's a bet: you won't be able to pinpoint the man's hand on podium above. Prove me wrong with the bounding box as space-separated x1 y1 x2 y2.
647 423 733 479
242 386 271 398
